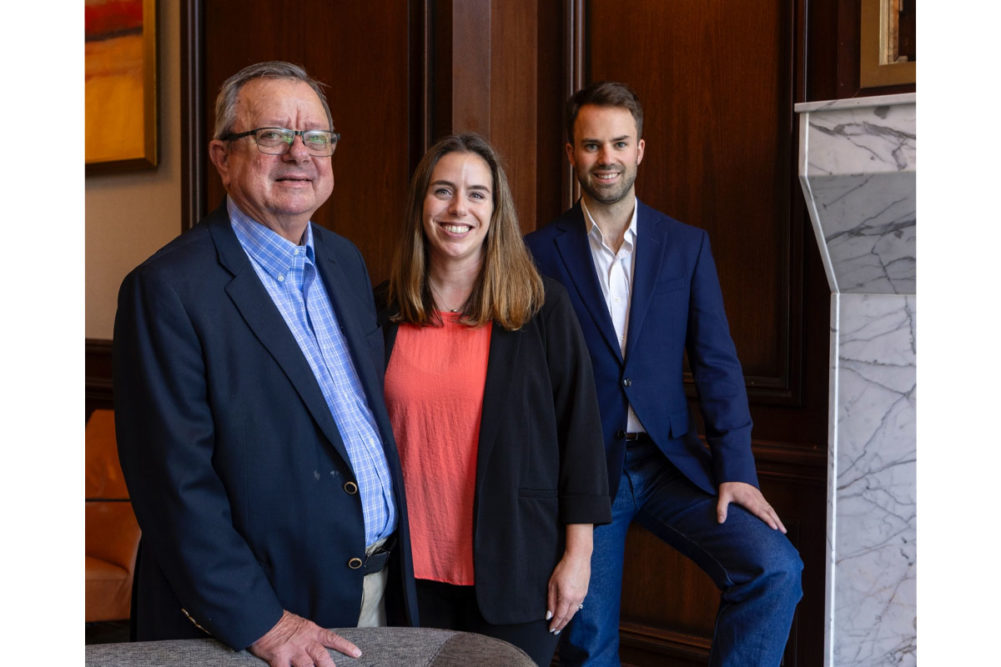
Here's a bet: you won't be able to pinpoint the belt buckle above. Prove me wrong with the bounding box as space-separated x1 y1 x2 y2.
363 534 396 574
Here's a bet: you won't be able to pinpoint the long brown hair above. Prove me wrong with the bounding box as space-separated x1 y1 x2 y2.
388 133 544 330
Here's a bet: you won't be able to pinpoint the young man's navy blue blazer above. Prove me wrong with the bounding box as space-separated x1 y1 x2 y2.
524 200 758 498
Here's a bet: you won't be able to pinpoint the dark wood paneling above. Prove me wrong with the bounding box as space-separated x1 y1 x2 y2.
489 0 538 231
586 0 798 401
180 0 205 232
432 0 548 234
198 0 418 286
533 0 572 228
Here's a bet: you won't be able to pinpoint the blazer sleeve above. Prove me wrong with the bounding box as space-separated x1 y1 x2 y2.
113 266 284 650
540 280 612 525
684 232 759 487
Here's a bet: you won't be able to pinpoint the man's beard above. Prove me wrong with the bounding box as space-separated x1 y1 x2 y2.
578 165 637 205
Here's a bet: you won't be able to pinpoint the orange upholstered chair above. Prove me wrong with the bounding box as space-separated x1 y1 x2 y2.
86 409 140 622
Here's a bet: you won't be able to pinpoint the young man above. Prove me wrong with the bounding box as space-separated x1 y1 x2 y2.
525 81 803 666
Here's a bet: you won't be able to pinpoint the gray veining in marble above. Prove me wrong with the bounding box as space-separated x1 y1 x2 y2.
800 98 915 297
798 94 916 667
808 173 915 294
832 293 916 666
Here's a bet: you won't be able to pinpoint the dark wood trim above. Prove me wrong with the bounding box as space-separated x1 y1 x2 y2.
180 0 205 230
794 0 809 103
85 338 114 417
429 0 453 142
562 0 585 211
619 621 712 664
409 0 432 172
754 439 827 483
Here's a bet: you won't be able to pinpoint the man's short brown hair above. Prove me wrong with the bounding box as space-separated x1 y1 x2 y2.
566 81 644 143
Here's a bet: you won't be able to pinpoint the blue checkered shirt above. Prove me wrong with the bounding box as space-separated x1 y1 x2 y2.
229 199 396 546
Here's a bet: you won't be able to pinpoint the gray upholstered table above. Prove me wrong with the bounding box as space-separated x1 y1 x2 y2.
85 626 535 666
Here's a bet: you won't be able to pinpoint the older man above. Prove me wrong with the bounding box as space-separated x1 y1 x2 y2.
113 61 417 667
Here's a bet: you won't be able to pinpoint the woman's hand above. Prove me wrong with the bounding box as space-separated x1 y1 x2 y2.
546 523 593 633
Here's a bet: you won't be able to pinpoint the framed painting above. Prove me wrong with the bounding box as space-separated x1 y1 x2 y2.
85 0 158 171
860 0 916 89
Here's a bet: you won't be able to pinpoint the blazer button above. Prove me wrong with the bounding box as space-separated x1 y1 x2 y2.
343 481 358 495
348 557 364 570
623 378 632 387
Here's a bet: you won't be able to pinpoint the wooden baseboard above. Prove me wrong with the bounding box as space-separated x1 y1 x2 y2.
619 621 711 666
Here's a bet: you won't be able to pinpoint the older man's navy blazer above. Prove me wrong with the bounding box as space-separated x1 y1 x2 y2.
524 201 757 498
113 205 418 650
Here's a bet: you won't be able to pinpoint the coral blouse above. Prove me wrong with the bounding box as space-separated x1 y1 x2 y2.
384 313 492 585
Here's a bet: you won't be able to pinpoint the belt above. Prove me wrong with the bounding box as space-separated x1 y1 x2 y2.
616 430 651 442
362 535 396 574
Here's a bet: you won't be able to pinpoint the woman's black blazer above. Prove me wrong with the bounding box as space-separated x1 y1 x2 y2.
378 276 611 624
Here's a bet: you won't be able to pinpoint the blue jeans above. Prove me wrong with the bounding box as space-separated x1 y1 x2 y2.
561 440 803 666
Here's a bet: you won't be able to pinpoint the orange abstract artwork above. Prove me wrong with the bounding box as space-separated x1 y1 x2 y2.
85 0 156 168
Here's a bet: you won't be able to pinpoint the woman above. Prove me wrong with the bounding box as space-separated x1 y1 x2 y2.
378 133 611 664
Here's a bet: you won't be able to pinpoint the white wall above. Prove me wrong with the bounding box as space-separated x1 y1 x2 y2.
85 5 181 340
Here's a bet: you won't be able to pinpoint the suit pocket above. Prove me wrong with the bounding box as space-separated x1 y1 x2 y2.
518 487 557 499
668 409 689 438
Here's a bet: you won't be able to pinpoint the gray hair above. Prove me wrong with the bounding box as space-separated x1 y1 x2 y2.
212 61 333 139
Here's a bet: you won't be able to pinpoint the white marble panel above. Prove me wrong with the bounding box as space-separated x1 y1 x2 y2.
803 102 915 178
831 293 916 667
807 172 915 294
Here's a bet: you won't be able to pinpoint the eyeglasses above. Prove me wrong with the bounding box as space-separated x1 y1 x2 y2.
221 127 341 157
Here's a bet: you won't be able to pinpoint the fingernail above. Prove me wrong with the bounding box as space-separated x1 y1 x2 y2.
352 648 362 658
545 610 553 621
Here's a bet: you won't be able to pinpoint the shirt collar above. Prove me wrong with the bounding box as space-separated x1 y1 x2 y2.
228 197 315 280
581 197 638 252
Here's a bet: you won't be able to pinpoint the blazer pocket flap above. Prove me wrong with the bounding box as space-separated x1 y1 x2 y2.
519 487 557 499
668 409 689 438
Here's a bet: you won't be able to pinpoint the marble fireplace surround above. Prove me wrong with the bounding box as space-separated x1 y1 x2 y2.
796 93 916 666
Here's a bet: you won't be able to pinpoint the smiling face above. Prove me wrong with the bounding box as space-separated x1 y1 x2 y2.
567 104 645 208
208 77 334 242
422 151 494 270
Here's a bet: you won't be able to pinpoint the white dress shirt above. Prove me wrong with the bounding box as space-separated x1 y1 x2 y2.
582 198 646 434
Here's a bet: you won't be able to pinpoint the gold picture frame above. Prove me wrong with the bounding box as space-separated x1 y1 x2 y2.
85 0 158 171
860 0 915 89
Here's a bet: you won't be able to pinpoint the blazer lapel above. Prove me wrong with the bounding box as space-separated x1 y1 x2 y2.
624 201 666 357
313 237 396 446
208 216 353 466
553 206 623 362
